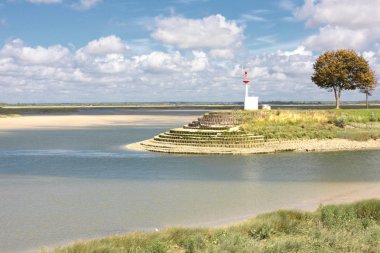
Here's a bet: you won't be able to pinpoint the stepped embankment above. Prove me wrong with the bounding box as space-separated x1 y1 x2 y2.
126 110 380 154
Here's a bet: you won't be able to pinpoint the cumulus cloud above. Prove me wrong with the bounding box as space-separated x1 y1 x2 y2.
77 35 128 56
303 26 378 51
0 36 218 102
1 33 379 103
152 14 243 59
0 39 70 65
296 0 380 51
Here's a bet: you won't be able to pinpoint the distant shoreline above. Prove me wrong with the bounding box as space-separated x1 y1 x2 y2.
2 102 380 116
0 114 197 130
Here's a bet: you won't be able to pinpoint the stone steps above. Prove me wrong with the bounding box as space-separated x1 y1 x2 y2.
137 111 290 153
156 134 265 142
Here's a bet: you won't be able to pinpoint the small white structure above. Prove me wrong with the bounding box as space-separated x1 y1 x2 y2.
262 104 271 110
242 69 259 110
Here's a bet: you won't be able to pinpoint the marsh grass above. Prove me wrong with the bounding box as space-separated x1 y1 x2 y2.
52 199 380 253
240 109 380 141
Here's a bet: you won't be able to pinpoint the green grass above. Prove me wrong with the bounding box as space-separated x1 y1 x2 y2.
51 199 380 253
240 109 380 141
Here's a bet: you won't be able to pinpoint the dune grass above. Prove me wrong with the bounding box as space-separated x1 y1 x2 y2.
51 199 380 253
240 109 380 141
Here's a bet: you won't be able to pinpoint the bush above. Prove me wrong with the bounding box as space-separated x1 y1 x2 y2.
370 112 379 122
334 115 348 128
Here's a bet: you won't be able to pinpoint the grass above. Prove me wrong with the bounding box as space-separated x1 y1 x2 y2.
240 109 380 141
0 114 19 118
51 199 380 253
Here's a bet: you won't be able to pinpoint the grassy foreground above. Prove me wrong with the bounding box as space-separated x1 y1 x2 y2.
0 114 19 118
241 109 380 141
51 199 380 253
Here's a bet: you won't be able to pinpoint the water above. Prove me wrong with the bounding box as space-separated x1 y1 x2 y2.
1 124 380 252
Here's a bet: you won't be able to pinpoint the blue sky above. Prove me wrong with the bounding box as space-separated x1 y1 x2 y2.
0 0 379 103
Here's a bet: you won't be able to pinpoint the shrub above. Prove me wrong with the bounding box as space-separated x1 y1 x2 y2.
334 115 348 128
370 112 379 122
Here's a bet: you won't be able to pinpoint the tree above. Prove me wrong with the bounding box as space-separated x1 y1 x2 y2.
360 85 374 109
311 49 377 109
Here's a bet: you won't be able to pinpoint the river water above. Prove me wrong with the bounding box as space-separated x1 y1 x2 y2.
1 116 380 252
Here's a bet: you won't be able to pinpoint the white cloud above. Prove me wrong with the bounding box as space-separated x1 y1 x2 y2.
71 0 102 10
296 0 380 28
303 26 377 51
240 14 266 22
296 0 380 51
278 46 313 57
77 35 128 56
152 14 244 52
0 39 70 65
134 51 185 72
0 34 379 103
190 50 208 72
209 49 234 59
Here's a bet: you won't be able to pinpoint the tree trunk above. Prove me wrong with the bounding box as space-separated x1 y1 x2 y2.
334 87 340 109
366 93 369 109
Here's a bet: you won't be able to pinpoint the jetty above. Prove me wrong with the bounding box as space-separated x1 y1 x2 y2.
127 111 296 154
126 110 380 155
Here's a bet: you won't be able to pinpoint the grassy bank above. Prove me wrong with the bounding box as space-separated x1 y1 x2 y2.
0 114 19 118
52 199 380 253
241 109 380 141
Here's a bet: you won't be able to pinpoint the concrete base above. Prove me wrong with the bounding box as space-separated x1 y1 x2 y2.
244 96 258 110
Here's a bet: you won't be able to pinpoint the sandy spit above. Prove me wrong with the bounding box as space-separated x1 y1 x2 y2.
0 115 196 130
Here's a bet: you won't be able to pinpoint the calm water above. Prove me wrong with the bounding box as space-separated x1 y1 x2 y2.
1 123 380 252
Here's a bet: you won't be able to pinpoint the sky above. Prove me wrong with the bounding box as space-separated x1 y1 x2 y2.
0 0 380 103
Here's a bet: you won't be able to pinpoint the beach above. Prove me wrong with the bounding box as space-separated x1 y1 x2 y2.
0 114 197 130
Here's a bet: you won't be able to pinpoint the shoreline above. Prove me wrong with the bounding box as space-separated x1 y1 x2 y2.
44 192 380 253
0 114 197 130
126 138 380 155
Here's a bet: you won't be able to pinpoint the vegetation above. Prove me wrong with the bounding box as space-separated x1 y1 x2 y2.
312 50 377 109
0 114 19 118
51 199 380 253
241 109 380 141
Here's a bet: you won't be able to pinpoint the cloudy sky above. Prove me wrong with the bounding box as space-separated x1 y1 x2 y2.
0 0 380 103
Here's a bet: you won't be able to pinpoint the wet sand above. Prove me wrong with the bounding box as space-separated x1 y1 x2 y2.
0 114 195 130
198 182 380 228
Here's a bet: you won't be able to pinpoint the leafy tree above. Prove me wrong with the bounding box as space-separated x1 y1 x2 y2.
311 49 377 109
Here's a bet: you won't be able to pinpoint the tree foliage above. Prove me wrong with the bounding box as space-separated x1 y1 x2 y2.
311 49 377 109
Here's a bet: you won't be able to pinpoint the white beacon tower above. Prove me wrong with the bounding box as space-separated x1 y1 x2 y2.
243 69 258 110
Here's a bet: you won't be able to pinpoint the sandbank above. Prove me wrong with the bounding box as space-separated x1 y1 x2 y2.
0 114 196 130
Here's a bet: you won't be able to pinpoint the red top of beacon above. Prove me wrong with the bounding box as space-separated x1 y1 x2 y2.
243 70 250 85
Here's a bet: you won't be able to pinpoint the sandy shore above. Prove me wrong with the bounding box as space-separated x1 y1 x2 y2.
0 114 196 130
127 138 380 154
196 182 380 228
